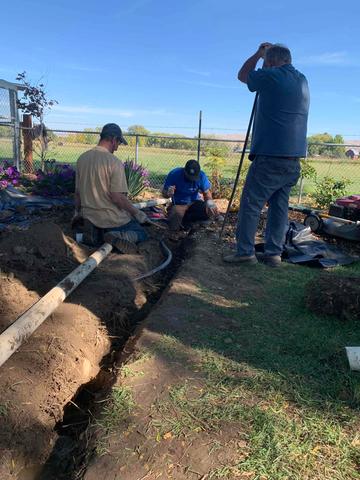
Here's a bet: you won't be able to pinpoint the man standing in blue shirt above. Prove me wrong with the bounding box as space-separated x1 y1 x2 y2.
163 159 218 230
224 43 310 267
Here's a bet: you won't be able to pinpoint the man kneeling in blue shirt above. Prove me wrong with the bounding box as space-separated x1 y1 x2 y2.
162 159 219 230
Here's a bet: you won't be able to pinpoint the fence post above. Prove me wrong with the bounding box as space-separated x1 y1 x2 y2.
135 135 139 164
297 177 304 204
197 110 202 163
9 89 21 170
21 114 33 172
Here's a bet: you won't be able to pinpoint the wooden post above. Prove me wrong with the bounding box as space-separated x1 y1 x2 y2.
21 114 33 172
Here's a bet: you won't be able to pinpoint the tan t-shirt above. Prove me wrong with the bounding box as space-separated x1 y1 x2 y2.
76 146 132 228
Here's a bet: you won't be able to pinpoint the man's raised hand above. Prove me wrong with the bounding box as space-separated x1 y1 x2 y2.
257 42 273 59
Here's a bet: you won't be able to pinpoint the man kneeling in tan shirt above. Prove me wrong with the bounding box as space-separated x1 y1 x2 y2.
74 123 149 253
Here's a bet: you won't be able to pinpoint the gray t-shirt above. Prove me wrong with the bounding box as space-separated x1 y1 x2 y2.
247 64 310 158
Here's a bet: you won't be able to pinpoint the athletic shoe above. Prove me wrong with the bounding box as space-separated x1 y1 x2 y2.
256 253 282 267
103 232 138 255
223 253 258 264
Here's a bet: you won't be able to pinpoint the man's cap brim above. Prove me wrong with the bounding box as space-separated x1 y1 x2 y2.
184 171 200 181
118 136 128 145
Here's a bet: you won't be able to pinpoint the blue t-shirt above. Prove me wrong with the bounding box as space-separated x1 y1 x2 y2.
247 64 310 158
163 167 211 205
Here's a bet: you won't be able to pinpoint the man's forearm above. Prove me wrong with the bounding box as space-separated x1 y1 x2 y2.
110 192 138 217
238 53 261 83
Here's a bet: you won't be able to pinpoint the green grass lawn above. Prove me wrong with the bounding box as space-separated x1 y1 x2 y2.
96 240 360 479
150 261 360 479
1 138 360 194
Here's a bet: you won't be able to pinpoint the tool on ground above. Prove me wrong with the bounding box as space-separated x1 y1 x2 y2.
289 203 360 241
218 92 259 241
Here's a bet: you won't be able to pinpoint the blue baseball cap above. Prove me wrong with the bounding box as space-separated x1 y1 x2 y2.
100 123 128 145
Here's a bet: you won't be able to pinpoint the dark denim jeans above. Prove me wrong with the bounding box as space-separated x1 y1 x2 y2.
236 155 300 257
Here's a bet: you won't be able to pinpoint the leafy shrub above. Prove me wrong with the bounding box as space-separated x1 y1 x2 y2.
204 146 228 199
300 158 317 181
0 162 21 189
311 176 351 209
123 159 150 199
33 163 75 196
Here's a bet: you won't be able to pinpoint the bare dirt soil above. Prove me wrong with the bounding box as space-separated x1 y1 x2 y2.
306 275 360 321
0 210 179 480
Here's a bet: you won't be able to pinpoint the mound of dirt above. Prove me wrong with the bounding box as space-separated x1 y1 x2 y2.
0 215 179 479
0 277 39 332
306 275 360 321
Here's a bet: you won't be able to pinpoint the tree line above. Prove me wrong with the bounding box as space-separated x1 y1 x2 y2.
38 124 351 158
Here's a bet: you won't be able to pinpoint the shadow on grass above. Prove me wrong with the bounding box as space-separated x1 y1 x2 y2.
143 261 360 416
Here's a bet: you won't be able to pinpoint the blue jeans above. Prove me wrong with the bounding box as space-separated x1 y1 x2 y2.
236 155 300 257
103 219 148 242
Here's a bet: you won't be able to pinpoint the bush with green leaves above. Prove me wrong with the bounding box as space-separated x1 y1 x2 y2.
311 176 351 209
300 158 317 181
123 159 150 199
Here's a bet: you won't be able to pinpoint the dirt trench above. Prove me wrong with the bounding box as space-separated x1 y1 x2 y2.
0 218 189 480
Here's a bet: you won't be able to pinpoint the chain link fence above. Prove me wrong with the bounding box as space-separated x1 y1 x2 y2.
1 126 360 202
0 88 14 163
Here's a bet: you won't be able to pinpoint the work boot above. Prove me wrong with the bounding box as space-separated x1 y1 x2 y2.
256 253 282 268
103 232 138 255
223 253 258 265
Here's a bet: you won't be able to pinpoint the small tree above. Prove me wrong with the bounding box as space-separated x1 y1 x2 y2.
16 72 58 167
204 145 228 198
126 125 150 147
307 133 345 158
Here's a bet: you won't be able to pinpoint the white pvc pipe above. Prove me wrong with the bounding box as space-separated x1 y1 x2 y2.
0 198 170 367
133 198 170 210
345 347 360 371
0 243 113 368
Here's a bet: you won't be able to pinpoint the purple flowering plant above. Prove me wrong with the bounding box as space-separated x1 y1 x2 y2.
123 158 150 199
0 162 21 189
32 162 75 197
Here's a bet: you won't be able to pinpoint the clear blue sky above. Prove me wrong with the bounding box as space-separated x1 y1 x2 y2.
1 0 360 139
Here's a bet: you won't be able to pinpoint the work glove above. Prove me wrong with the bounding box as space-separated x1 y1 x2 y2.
206 199 219 218
134 209 151 225
71 210 84 229
166 185 176 197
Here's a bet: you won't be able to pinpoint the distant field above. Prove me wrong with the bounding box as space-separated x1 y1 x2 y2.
1 138 360 193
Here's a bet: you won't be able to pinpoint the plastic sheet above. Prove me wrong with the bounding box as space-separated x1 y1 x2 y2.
284 222 355 268
0 186 73 230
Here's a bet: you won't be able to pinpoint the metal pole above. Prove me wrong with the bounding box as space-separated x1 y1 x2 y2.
297 177 304 204
218 93 259 241
135 134 139 164
9 89 20 169
197 110 202 163
297 151 308 204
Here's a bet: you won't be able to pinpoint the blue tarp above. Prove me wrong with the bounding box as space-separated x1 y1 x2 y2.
0 186 73 230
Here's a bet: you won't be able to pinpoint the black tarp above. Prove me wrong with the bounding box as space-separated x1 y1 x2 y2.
283 222 355 268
